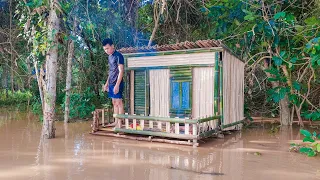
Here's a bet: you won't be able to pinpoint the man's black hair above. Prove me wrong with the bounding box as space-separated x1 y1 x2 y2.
102 38 113 46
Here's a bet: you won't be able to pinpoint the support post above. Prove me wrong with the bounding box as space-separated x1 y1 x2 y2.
214 52 220 128
185 117 190 135
102 109 105 127
125 113 129 129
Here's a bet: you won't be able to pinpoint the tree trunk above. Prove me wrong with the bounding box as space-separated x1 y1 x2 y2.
34 61 44 110
279 96 291 126
64 17 76 123
148 15 159 47
42 0 60 139
9 0 14 92
148 2 161 47
263 59 291 126
2 65 9 98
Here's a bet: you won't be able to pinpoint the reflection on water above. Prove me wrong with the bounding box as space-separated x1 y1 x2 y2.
0 109 319 180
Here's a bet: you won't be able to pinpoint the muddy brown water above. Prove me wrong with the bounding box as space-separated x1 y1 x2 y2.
0 109 320 180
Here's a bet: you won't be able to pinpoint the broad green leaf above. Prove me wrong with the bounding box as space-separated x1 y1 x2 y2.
69 35 77 41
26 2 34 7
274 12 286 20
303 137 315 143
261 41 268 47
308 150 316 157
285 14 295 23
265 68 279 75
234 19 241 26
293 81 301 91
279 87 287 99
300 147 312 154
295 25 304 33
311 55 320 66
300 129 312 137
305 16 320 26
244 14 255 21
290 57 298 63
272 56 282 66
313 131 317 137
317 144 320 152
268 78 279 82
289 94 299 105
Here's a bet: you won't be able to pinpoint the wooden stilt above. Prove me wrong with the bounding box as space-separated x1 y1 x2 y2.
102 109 105 127
175 117 179 134
166 116 170 133
125 113 129 129
185 117 190 135
140 114 144 130
133 114 137 130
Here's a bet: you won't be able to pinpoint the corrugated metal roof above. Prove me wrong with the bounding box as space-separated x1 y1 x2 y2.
118 39 223 54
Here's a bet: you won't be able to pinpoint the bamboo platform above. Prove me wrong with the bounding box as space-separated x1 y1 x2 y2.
90 108 223 147
90 127 197 146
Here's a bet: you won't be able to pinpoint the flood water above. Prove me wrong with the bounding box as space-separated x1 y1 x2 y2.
0 109 319 180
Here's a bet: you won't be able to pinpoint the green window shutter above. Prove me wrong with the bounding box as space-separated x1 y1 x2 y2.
134 70 146 115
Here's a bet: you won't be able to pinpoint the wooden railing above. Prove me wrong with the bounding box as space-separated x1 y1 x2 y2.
92 108 220 143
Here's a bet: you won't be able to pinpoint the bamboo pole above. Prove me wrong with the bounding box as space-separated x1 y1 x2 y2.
133 113 137 130
193 123 198 146
219 54 224 126
175 117 179 134
140 114 144 130
113 114 198 124
125 113 129 129
197 115 221 123
114 128 197 140
214 52 219 127
91 131 197 146
221 119 245 129
102 109 105 127
130 70 134 114
185 117 190 135
192 124 197 136
166 116 170 133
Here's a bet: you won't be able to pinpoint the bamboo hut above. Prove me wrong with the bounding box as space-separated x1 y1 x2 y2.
91 39 245 147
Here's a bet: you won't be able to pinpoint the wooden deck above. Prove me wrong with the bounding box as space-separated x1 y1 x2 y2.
91 109 224 147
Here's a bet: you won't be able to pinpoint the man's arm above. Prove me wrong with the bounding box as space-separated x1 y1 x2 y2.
104 76 110 92
105 76 110 85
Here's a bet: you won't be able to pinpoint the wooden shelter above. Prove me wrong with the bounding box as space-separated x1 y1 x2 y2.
91 39 245 147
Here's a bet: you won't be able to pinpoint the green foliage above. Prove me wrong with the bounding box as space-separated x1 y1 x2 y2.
31 96 43 121
203 0 320 119
301 110 320 121
0 90 32 106
291 129 320 157
61 88 96 119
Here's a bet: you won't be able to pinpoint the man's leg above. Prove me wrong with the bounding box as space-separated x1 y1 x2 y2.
106 98 118 127
116 99 124 128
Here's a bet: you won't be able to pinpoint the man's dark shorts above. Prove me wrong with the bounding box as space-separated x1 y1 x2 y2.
108 82 124 99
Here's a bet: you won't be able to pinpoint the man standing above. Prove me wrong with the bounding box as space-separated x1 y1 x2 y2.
102 38 124 128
